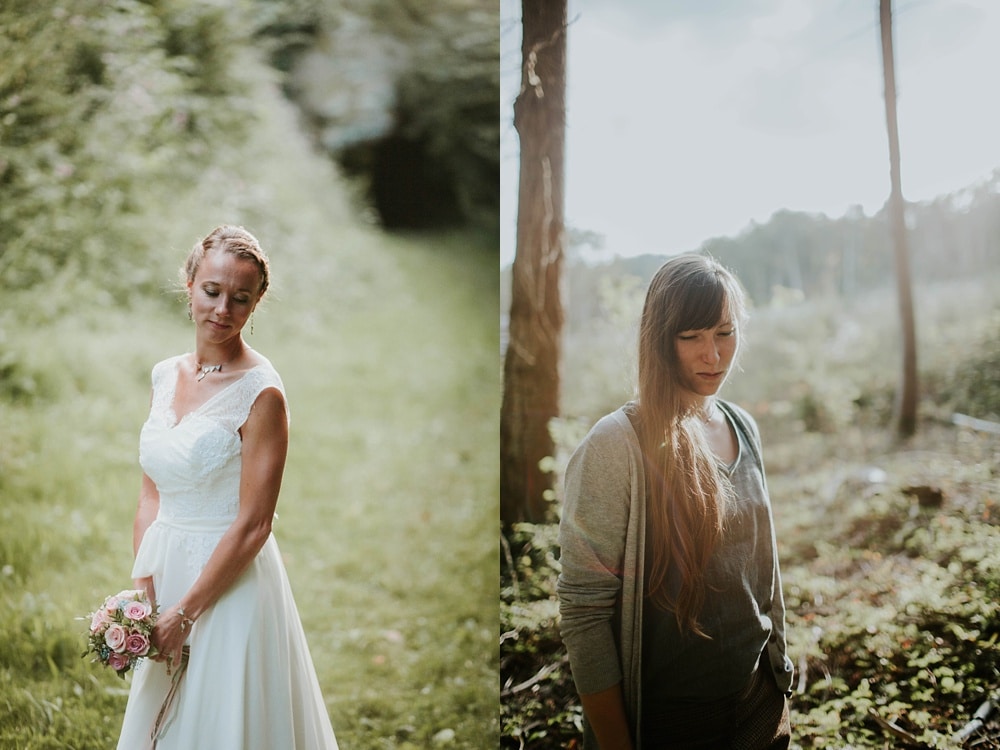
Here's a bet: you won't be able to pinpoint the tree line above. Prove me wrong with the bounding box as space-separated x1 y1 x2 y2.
500 0 998 524
593 169 1000 309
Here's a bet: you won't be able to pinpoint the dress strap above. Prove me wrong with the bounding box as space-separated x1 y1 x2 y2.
717 401 763 470
221 364 289 432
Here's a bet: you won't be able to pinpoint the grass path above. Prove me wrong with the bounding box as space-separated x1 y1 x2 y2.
0 69 498 748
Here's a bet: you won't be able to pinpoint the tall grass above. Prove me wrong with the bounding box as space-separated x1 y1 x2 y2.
0 57 498 749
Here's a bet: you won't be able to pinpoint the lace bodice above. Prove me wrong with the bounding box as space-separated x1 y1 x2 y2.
139 354 287 524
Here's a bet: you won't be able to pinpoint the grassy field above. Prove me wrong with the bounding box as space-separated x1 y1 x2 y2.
0 72 499 748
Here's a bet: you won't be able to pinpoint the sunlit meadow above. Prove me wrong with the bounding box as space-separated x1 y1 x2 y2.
0 71 499 749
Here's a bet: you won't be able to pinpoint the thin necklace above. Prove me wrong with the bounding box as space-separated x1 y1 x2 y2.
196 364 222 381
699 400 717 423
195 353 237 381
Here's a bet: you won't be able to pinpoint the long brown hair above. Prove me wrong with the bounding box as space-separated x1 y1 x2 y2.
636 253 747 637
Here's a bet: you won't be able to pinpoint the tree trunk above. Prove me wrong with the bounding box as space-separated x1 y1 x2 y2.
500 0 567 526
879 0 919 437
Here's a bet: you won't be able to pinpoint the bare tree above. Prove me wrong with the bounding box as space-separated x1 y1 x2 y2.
500 0 567 525
879 0 919 437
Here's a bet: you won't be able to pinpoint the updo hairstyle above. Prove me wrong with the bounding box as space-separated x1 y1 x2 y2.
182 225 270 299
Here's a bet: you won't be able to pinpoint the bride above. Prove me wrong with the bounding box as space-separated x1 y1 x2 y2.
116 225 338 749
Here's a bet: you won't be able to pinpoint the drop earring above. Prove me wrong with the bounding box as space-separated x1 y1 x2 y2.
250 313 255 336
187 301 193 321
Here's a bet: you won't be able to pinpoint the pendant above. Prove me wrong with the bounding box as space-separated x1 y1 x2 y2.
196 364 222 381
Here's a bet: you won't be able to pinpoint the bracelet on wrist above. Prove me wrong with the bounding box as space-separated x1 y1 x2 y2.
177 606 196 633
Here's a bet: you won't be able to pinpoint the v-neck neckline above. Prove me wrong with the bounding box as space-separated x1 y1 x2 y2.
166 356 260 427
715 403 742 475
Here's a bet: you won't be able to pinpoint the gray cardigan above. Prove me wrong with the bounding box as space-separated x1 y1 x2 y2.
557 401 793 748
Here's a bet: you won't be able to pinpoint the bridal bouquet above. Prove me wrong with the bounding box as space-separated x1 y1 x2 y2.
83 589 158 677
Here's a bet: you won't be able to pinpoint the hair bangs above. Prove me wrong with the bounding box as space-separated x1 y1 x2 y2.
671 271 731 334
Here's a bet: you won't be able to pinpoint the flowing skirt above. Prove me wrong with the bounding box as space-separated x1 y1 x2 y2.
116 518 338 750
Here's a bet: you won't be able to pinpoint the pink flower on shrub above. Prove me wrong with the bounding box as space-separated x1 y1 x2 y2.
105 624 127 653
125 633 150 656
107 651 130 672
123 599 152 621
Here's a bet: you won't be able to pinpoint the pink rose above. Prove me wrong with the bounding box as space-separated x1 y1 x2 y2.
107 651 130 672
125 633 150 656
90 609 111 633
122 600 152 621
104 596 121 614
104 624 127 653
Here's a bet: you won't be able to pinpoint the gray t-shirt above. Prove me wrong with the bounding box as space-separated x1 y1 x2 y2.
641 404 781 702
557 400 793 749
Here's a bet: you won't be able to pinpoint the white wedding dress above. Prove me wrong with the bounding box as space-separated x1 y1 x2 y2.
116 354 338 750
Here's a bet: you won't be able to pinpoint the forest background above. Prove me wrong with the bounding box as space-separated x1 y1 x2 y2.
500 3 1000 748
501 169 1000 744
1 0 499 748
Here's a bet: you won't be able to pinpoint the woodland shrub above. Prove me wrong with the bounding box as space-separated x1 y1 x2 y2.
501 523 581 749
0 0 255 299
257 0 500 231
500 432 1000 748
932 318 1000 421
501 287 1000 748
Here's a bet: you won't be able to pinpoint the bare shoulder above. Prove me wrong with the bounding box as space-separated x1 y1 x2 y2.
225 348 275 378
238 387 289 447
247 386 287 422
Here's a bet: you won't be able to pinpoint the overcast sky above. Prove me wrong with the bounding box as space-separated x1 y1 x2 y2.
500 0 1000 265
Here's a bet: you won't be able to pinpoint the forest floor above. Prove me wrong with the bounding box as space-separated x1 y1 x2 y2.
0 68 499 748
502 272 1000 748
502 412 1000 749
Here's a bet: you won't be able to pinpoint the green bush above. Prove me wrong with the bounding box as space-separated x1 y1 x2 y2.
501 524 581 749
1 0 254 299
503 277 1000 748
933 318 1000 420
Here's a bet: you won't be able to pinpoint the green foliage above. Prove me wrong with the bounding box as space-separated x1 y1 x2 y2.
0 391 141 748
501 524 582 749
0 349 50 404
554 260 645 419
932 314 1000 420
0 669 129 750
501 434 1000 749
392 13 501 231
502 270 1000 747
250 0 324 72
1 0 255 299
502 523 561 604
0 595 84 680
0 8 500 744
1 236 500 748
266 0 500 231
776 435 1000 747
